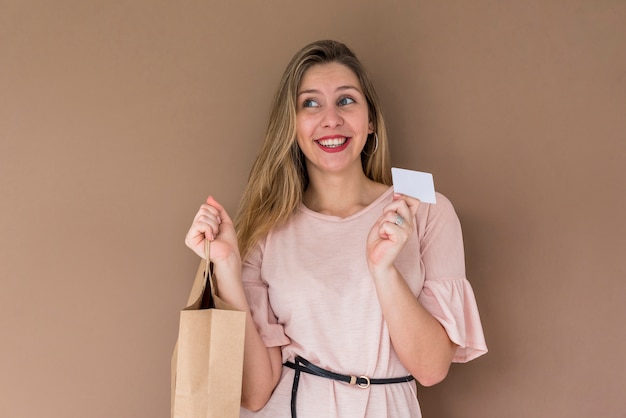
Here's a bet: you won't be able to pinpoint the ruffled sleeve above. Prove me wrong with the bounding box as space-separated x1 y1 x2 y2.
419 278 487 362
242 239 291 348
416 193 488 363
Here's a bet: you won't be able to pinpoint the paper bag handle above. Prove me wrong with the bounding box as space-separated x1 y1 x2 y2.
199 239 215 309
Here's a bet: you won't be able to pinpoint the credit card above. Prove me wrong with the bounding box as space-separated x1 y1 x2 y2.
391 167 436 204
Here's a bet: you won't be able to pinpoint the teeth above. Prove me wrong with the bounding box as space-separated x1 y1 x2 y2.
318 137 347 147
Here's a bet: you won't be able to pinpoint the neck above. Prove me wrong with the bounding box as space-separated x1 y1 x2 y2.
303 166 388 217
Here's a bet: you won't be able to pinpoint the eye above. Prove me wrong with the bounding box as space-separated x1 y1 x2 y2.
302 99 320 108
338 96 355 106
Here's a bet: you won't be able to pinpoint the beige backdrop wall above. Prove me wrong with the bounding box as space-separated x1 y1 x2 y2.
1 1 624 417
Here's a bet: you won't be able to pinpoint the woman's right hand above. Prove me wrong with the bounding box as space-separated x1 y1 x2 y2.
184 196 241 264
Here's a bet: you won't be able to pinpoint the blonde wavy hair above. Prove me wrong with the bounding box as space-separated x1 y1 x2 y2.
235 40 392 261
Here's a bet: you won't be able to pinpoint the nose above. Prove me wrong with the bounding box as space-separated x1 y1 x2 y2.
321 105 343 128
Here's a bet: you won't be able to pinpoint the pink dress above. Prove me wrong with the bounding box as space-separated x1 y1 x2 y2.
241 188 487 417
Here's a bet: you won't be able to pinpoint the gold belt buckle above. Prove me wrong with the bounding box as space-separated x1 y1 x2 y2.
349 375 371 389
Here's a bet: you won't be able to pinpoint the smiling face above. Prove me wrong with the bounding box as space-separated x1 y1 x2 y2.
295 62 374 177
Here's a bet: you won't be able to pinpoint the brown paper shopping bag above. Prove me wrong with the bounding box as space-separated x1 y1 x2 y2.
171 244 246 418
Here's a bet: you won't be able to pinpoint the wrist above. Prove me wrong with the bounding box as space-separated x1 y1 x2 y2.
213 251 242 277
368 262 398 281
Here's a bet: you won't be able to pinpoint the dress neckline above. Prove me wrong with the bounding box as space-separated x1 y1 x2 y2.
298 186 393 222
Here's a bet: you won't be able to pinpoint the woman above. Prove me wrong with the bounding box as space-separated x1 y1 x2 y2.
185 40 487 417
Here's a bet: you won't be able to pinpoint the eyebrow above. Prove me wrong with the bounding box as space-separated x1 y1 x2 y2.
297 85 362 97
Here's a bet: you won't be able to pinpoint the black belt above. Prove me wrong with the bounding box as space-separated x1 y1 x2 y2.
284 356 415 418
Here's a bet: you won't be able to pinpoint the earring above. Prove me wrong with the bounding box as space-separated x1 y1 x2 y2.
364 133 379 156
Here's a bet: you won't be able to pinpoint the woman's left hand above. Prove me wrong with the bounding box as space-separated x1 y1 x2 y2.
366 193 420 275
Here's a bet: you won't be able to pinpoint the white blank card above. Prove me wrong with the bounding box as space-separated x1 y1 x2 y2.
391 167 437 204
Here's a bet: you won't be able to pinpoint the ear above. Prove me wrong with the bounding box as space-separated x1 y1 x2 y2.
368 121 374 134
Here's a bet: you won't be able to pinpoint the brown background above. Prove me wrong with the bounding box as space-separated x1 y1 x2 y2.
1 1 624 417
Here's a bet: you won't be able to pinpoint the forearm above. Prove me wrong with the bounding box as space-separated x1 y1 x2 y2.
212 255 281 411
372 266 457 386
